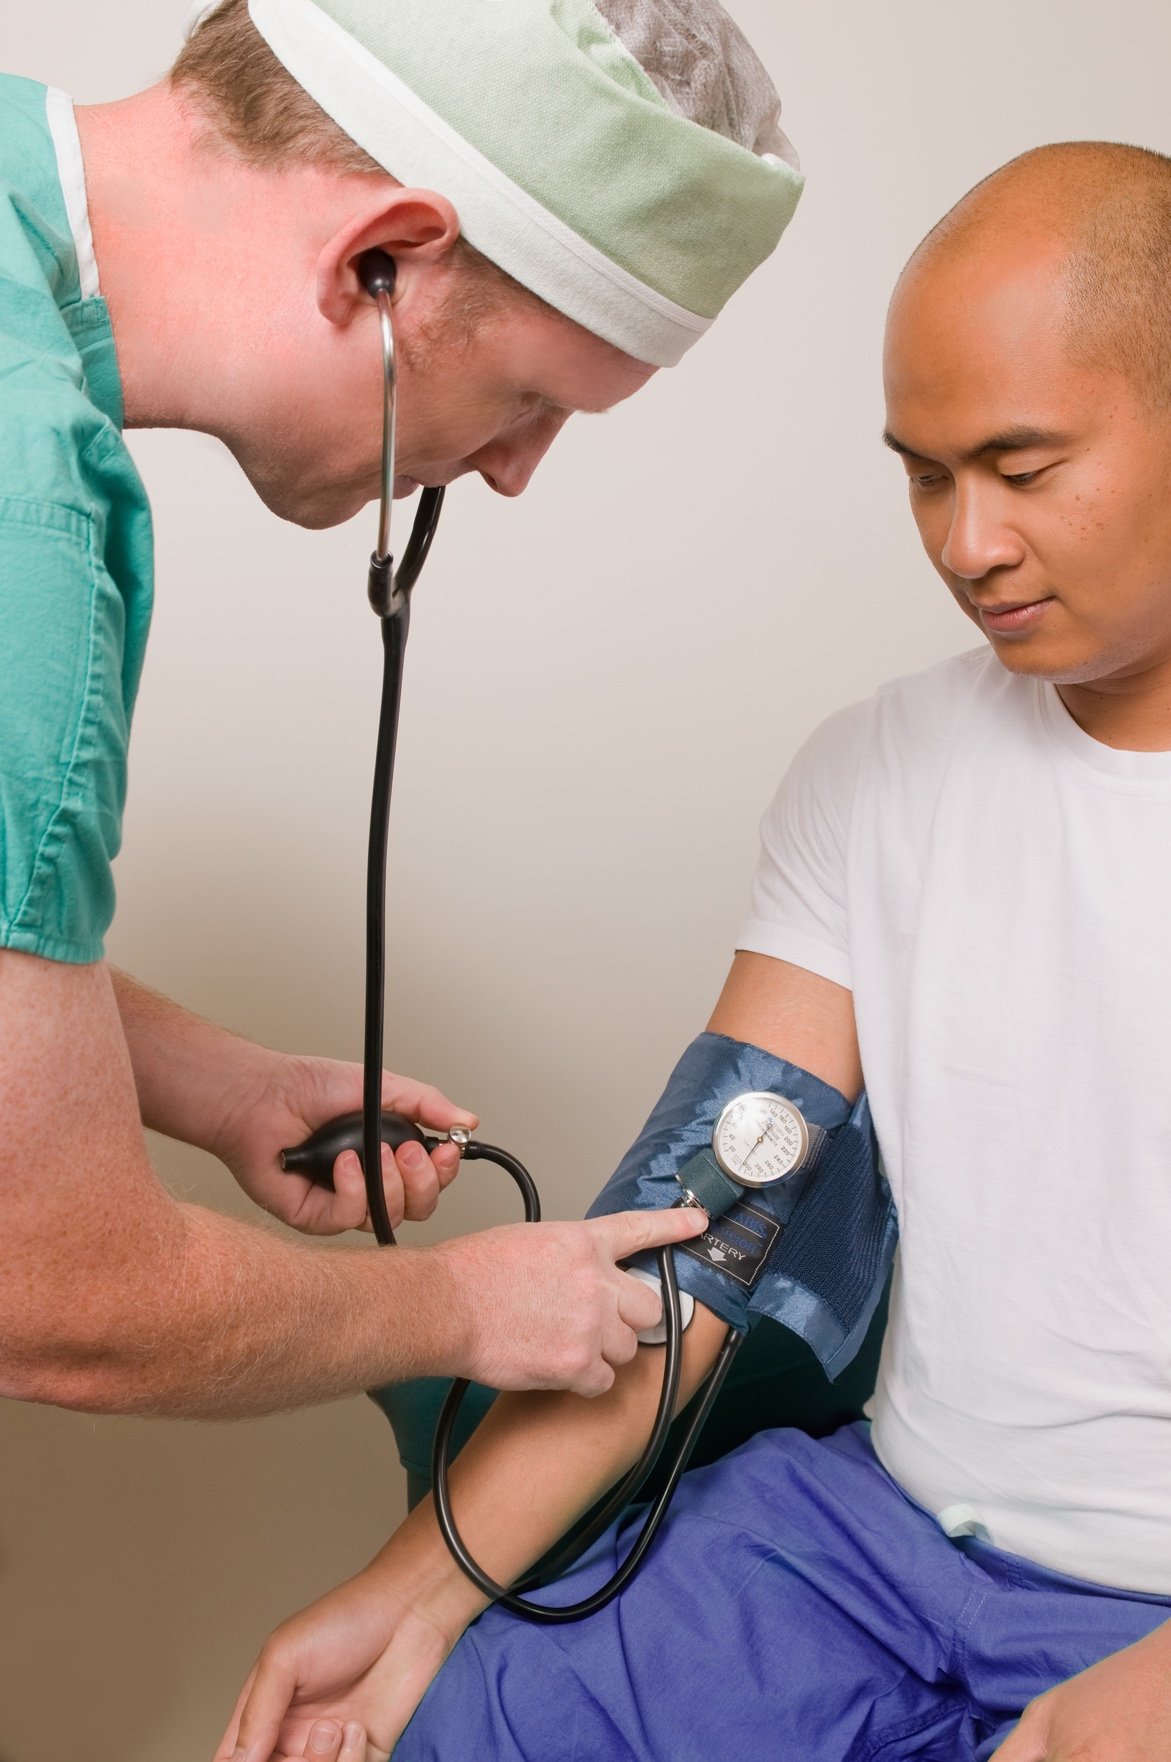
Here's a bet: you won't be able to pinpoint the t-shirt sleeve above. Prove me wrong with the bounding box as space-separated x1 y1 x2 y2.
0 494 129 963
735 697 873 991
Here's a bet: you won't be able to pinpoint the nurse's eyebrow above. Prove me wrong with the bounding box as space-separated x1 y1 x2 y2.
882 426 1063 460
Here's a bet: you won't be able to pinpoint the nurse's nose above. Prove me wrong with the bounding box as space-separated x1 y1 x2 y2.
472 407 571 498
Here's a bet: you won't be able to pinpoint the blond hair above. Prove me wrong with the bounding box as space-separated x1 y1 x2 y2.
172 0 541 334
173 0 381 172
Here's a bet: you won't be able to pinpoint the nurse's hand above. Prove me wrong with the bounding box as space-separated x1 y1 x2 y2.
215 1051 478 1235
992 1619 1171 1759
108 970 475 1236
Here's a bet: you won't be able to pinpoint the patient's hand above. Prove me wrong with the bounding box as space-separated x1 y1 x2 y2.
992 1618 1171 1760
218 1304 728 1761
216 1500 490 1762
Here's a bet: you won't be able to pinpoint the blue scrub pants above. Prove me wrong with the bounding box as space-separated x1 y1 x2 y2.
396 1422 1171 1762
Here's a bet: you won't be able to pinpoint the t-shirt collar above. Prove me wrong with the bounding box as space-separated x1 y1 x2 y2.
1039 679 1171 782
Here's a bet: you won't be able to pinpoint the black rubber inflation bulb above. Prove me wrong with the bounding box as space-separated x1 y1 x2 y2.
358 248 397 299
280 1109 431 1190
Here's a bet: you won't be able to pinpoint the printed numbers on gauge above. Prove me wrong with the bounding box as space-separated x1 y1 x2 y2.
712 1091 809 1188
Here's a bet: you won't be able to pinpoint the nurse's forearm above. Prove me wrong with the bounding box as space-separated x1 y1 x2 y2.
2 955 470 1413
1 1198 475 1416
3 1184 702 1419
110 966 279 1148
1 951 700 1415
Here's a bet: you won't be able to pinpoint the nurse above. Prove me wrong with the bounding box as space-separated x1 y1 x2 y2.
0 12 798 1431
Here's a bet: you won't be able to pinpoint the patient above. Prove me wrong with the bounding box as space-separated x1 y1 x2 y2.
221 143 1171 1762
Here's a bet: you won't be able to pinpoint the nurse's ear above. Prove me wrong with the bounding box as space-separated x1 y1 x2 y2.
316 188 461 325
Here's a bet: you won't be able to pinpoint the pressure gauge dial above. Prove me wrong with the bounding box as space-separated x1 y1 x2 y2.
711 1091 810 1189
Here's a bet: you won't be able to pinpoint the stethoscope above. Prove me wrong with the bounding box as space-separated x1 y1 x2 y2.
279 249 746 1621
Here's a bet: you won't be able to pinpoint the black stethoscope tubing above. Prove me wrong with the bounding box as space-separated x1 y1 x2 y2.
294 249 744 1622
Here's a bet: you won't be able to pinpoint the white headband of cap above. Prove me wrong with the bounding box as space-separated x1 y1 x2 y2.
247 0 802 366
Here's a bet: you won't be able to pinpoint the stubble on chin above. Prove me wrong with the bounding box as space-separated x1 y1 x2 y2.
234 443 374 530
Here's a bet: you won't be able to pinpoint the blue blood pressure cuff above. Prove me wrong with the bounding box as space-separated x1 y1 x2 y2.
587 1032 897 1379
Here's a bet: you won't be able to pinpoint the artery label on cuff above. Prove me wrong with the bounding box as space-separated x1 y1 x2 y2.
678 1198 782 1289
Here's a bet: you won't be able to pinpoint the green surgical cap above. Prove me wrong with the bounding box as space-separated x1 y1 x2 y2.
246 0 803 365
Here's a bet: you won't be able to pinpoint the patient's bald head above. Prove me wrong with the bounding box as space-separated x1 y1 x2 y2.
905 141 1171 406
883 141 1171 706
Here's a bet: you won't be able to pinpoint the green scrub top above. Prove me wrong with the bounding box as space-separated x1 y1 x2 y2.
0 74 153 963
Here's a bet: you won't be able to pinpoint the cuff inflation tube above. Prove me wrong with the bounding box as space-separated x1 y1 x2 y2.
278 250 744 1620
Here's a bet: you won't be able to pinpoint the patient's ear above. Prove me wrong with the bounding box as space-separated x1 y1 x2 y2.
316 188 460 326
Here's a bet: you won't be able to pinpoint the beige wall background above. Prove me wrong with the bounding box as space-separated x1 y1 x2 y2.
2 3 1170 1758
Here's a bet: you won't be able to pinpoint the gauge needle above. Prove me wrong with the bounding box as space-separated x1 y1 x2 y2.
739 1130 767 1170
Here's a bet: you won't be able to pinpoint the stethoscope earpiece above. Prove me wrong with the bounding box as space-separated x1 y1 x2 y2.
358 247 396 301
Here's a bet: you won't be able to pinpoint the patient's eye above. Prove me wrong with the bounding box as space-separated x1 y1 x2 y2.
1003 469 1040 486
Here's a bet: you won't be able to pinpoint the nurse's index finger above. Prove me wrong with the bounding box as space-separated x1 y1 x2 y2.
592 1205 708 1261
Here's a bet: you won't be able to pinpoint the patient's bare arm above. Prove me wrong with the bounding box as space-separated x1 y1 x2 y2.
219 955 862 1762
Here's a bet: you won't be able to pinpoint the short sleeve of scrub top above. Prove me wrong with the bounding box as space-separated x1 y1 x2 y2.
0 75 153 963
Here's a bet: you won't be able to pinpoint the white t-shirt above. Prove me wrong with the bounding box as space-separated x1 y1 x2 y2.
737 646 1171 1594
